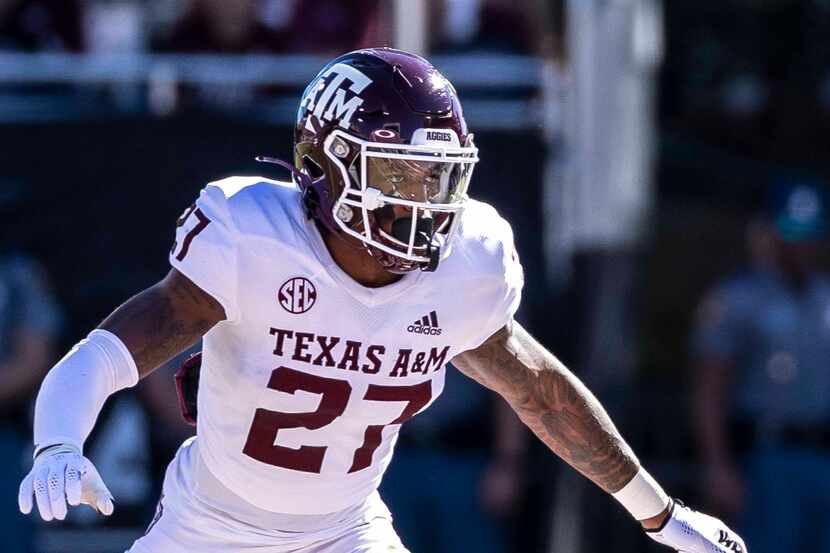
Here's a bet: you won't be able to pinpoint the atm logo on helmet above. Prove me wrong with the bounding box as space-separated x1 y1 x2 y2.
300 63 373 130
407 311 443 336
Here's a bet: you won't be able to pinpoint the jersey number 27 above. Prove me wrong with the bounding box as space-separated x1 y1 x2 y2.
243 366 432 474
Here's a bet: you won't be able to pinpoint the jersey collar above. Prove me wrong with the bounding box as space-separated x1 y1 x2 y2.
301 212 425 308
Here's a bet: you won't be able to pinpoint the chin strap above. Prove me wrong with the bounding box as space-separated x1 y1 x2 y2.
424 244 440 272
255 156 320 219
416 214 441 272
389 214 441 272
255 156 313 189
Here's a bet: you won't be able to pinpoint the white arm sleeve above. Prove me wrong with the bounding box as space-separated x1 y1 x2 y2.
33 329 139 456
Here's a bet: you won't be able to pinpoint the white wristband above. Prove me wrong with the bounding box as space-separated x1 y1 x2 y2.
611 467 670 520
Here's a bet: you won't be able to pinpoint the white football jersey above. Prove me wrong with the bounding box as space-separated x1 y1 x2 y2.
169 177 523 515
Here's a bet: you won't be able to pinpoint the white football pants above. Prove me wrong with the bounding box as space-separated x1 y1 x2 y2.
127 438 409 553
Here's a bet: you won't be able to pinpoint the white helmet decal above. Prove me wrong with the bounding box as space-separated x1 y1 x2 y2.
300 63 373 130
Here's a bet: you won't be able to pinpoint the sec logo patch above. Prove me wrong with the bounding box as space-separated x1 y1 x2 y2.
278 277 317 314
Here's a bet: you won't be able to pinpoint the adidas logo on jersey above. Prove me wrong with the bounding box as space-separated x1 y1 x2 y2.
407 311 442 336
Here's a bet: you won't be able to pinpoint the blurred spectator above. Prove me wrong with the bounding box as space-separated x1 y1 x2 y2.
0 0 82 52
661 2 830 164
380 366 526 553
84 1 146 54
151 0 388 112
280 0 386 54
0 242 62 552
692 179 830 553
430 0 550 55
155 0 286 54
152 0 289 111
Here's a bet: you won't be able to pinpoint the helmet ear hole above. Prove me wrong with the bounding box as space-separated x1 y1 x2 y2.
303 155 324 179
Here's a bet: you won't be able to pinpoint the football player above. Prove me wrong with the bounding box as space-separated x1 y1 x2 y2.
19 49 746 553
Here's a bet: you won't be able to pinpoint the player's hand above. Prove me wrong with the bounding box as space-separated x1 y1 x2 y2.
18 444 114 521
646 500 747 553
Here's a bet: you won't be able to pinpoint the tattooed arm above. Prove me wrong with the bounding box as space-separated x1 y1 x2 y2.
100 268 225 378
452 320 670 529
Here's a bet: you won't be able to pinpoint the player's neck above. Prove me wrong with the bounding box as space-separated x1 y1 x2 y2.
320 227 402 288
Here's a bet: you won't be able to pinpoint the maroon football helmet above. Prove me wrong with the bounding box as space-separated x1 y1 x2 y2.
262 48 478 273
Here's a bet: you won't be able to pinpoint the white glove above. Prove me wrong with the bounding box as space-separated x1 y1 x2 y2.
18 444 114 521
646 500 747 553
